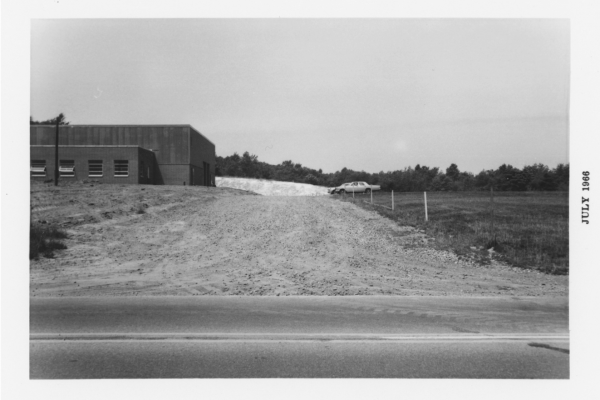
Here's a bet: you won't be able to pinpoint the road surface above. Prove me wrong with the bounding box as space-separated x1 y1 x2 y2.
30 296 569 379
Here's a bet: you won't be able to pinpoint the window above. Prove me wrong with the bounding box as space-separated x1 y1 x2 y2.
114 160 129 177
59 160 75 177
31 160 46 177
88 160 103 177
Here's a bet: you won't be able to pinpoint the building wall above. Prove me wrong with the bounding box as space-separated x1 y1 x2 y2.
30 146 156 185
30 125 216 186
30 125 190 165
190 164 204 186
189 126 216 186
157 165 193 186
137 147 157 185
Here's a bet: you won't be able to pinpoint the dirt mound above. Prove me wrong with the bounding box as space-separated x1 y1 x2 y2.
216 177 329 196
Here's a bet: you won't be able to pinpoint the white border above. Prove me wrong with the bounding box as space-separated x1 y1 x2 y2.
3 1 599 400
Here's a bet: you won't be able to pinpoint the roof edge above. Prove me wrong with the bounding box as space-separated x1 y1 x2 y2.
30 124 193 128
189 125 215 147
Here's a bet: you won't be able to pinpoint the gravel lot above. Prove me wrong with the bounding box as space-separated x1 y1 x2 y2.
30 181 568 297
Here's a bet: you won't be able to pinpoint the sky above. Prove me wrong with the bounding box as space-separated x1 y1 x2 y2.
30 19 570 174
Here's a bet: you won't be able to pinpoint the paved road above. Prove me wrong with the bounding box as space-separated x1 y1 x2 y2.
30 296 569 379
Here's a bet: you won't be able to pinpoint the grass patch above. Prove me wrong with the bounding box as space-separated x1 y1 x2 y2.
30 224 68 260
336 191 568 275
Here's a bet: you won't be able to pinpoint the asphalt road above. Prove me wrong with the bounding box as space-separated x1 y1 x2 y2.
30 296 569 379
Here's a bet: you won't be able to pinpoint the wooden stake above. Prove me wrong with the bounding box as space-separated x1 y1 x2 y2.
424 191 428 221
490 187 495 240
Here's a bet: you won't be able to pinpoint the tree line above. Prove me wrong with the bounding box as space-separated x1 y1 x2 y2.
216 152 569 192
30 113 69 125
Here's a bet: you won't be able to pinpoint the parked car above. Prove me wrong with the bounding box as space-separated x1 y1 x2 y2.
328 181 381 194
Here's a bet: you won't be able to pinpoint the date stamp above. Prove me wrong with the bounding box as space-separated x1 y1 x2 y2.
582 171 590 224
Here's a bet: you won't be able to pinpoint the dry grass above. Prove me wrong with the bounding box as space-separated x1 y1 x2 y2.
337 191 568 275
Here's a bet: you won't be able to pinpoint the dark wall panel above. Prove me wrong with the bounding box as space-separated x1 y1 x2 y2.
158 165 191 186
190 165 204 186
138 148 157 185
189 127 216 186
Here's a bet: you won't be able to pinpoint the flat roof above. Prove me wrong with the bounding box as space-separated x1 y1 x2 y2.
30 145 150 149
31 124 193 127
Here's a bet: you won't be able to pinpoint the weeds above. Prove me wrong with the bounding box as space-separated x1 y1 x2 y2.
134 202 148 214
30 223 68 260
337 191 569 275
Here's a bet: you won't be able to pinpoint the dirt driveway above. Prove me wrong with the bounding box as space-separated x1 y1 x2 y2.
30 183 568 297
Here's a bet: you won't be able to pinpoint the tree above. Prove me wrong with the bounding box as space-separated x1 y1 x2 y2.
495 164 521 191
31 113 71 187
304 174 319 185
445 163 460 181
553 163 569 191
30 113 69 125
240 151 258 177
212 149 568 192
456 171 476 191
523 163 550 191
475 170 494 190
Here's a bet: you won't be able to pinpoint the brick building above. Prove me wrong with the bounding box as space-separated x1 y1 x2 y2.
30 125 216 186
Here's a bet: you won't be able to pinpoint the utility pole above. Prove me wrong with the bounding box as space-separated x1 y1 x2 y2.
54 118 59 186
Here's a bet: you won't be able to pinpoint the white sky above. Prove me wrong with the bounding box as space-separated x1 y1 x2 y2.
30 19 569 174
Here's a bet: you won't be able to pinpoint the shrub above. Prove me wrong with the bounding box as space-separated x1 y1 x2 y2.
30 224 68 260
134 203 148 214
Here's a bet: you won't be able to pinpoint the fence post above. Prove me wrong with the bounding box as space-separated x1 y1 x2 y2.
424 191 428 222
392 190 394 211
490 187 495 240
352 190 354 200
371 189 373 204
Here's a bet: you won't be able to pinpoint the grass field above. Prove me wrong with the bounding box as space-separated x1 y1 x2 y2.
337 191 569 275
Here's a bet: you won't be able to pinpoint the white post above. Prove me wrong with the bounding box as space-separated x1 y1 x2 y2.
371 189 373 204
424 191 428 221
352 190 354 200
392 190 394 211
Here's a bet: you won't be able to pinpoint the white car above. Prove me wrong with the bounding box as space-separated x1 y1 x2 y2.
329 181 381 194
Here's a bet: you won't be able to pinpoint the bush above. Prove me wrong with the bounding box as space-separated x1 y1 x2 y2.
30 224 68 260
134 203 148 214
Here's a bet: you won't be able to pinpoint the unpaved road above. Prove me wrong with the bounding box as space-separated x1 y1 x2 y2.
30 182 568 297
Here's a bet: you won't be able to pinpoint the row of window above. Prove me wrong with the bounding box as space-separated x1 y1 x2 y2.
31 160 129 178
